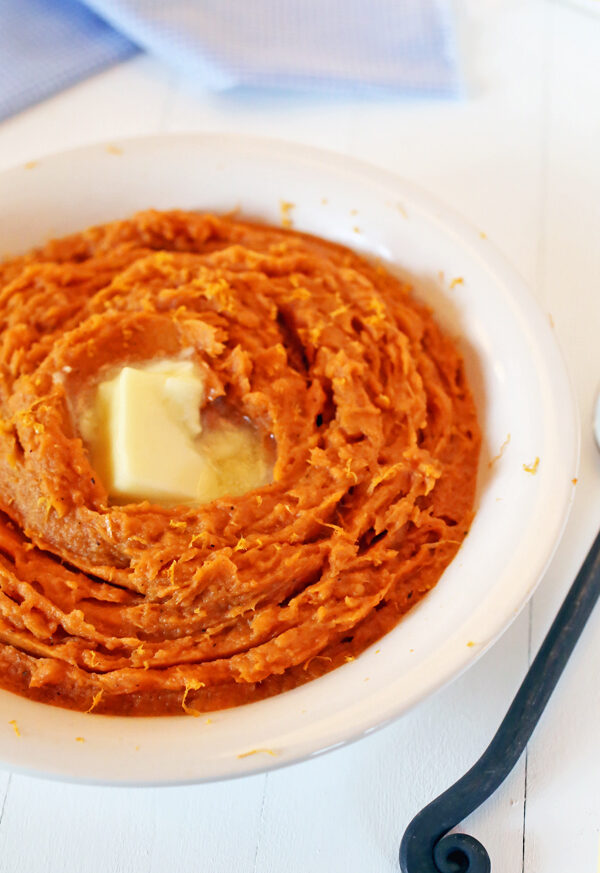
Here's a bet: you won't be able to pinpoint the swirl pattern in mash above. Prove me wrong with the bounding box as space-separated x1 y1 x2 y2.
0 211 480 715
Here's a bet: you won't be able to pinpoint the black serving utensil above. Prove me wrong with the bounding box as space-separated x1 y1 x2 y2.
400 395 600 873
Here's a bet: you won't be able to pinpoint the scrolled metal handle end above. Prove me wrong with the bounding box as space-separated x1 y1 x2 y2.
399 829 491 873
433 833 491 873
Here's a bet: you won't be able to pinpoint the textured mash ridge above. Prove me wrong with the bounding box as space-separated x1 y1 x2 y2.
0 211 480 715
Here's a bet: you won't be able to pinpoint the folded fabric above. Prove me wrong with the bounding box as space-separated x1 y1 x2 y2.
0 0 460 123
0 0 138 122
84 0 460 95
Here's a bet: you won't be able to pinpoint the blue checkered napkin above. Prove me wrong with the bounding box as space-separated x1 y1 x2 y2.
85 0 460 96
0 0 460 123
0 0 138 122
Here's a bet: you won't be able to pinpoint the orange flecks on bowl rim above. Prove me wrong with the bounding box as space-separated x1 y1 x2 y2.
280 200 294 228
237 748 279 759
488 434 511 469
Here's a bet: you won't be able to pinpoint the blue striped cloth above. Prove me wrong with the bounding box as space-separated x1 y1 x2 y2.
0 0 138 121
0 0 460 122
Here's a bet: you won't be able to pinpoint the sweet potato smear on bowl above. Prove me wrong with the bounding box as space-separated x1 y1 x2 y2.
0 210 480 715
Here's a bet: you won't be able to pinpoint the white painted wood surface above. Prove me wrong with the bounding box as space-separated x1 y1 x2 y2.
0 2 599 870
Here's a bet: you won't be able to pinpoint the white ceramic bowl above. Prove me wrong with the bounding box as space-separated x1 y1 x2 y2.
0 134 578 785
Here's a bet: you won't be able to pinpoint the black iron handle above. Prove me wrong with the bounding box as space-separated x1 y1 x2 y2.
400 527 600 873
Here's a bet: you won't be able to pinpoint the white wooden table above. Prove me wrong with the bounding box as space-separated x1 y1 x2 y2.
0 2 599 870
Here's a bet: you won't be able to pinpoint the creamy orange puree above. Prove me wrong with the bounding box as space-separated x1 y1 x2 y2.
0 211 480 716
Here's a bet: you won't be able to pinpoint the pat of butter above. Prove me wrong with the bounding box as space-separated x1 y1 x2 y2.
91 360 207 504
81 359 271 506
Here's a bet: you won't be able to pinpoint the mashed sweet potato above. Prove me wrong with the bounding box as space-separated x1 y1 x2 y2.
0 211 480 715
